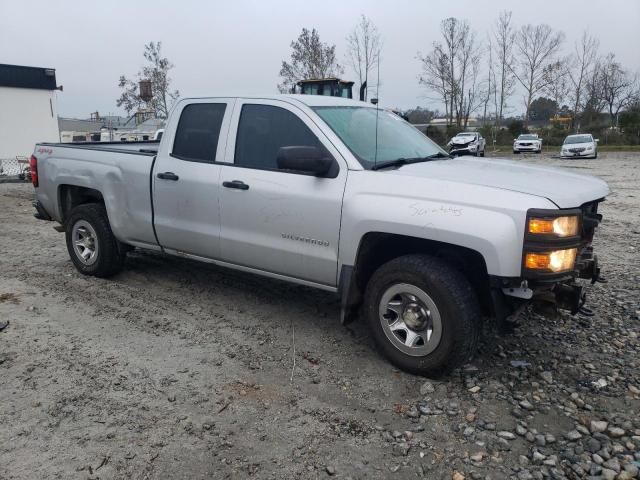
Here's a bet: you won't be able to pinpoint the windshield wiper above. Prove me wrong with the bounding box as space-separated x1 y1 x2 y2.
371 152 451 171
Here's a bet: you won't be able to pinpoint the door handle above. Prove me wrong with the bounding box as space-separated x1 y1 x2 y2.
157 172 179 181
223 180 249 190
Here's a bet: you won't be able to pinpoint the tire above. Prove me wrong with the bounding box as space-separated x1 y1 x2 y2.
513 150 519 154
364 254 481 377
594 151 598 159
65 203 127 277
480 149 485 157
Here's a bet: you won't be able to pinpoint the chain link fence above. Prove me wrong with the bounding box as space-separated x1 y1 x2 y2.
0 157 30 180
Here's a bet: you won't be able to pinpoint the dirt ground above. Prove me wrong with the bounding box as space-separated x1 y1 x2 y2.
1 152 639 480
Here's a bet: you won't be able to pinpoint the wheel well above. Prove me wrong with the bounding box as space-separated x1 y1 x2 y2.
348 232 493 316
58 185 104 223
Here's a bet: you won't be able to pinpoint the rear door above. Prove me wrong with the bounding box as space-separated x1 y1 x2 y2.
217 99 348 288
152 99 235 259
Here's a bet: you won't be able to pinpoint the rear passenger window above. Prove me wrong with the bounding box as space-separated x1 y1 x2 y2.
172 103 226 162
234 104 321 171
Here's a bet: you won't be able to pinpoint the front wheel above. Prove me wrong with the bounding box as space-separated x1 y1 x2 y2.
65 203 127 277
364 255 481 377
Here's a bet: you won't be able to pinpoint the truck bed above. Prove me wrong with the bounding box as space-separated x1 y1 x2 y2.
34 141 159 248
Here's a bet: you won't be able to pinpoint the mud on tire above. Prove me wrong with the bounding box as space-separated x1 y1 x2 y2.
364 254 481 377
65 203 127 277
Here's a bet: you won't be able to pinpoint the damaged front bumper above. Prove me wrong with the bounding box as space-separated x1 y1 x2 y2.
492 200 604 326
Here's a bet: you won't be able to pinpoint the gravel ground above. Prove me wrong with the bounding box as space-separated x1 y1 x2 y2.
1 152 639 480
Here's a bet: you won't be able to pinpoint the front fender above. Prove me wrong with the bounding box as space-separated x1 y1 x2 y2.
339 172 557 278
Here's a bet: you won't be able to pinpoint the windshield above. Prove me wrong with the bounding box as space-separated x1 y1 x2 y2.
518 134 538 140
313 106 448 169
564 135 592 144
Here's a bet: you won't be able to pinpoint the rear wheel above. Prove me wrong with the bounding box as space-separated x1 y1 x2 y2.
65 203 127 277
364 255 481 377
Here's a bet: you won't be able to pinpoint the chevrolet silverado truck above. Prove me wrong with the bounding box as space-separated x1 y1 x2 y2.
30 95 609 377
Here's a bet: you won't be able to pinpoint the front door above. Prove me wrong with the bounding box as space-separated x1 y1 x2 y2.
218 100 347 288
152 99 234 259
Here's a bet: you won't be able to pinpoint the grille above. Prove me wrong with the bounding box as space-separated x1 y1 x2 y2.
569 147 586 153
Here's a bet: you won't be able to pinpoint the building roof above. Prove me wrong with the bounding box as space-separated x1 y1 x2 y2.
0 63 57 90
58 118 105 133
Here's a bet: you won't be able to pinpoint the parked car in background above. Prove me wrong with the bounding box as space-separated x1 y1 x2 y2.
447 132 485 156
513 134 542 154
561 134 598 159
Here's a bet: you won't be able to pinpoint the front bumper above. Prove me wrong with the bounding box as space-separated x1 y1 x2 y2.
492 200 604 323
560 150 596 158
513 144 540 152
449 144 478 155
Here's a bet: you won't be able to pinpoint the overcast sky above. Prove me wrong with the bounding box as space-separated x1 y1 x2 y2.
1 0 639 118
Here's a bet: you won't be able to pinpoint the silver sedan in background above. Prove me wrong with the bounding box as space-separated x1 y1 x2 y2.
561 134 599 159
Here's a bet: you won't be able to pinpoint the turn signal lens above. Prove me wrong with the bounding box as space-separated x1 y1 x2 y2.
528 216 579 237
525 248 577 273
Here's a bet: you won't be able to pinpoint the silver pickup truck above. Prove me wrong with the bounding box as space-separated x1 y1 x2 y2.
31 95 609 377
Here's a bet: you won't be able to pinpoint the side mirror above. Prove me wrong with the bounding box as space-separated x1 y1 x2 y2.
277 146 334 177
595 139 599 143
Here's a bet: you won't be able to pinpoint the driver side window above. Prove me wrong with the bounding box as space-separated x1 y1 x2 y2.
234 104 322 171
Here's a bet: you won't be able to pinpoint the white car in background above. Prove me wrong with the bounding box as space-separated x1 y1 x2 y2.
513 134 542 154
561 134 598 159
447 132 486 156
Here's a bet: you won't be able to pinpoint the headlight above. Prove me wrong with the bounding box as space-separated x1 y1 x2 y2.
528 215 579 237
586 146 593 151
525 248 577 273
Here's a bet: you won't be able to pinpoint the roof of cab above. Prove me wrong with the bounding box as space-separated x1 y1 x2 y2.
179 94 372 108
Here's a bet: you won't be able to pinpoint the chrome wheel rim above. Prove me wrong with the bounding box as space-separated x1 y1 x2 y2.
379 283 442 357
72 220 99 265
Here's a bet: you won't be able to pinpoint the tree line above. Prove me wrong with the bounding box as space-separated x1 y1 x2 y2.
417 13 639 132
278 12 639 135
114 14 638 140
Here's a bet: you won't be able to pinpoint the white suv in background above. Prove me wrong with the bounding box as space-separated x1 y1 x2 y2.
447 132 486 156
561 134 598 159
513 134 542 154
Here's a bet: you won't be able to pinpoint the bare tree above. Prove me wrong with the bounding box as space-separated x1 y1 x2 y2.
456 26 484 127
346 15 382 101
511 24 564 128
567 31 599 130
598 53 639 126
582 57 609 124
278 28 343 93
418 17 483 127
543 60 571 109
417 45 452 122
492 11 516 126
117 41 179 119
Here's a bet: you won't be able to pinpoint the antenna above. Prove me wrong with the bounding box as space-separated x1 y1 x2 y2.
374 56 380 165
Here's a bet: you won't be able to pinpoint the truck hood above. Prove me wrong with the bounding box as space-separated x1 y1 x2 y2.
562 142 594 149
386 157 609 208
451 136 476 144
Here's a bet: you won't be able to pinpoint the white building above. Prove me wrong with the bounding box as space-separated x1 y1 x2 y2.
0 64 60 159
